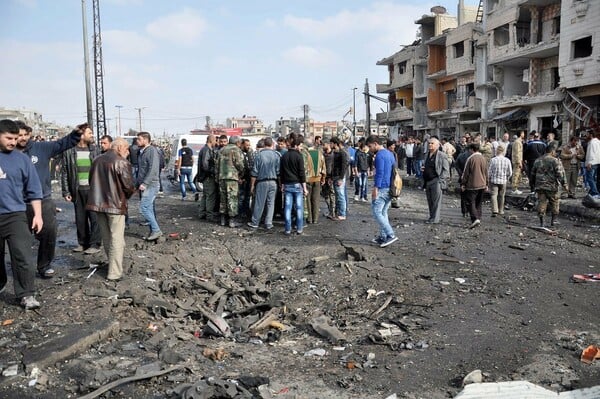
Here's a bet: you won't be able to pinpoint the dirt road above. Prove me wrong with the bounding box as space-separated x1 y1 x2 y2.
0 185 599 398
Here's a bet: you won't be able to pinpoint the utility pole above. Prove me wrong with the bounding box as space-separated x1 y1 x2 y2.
92 0 106 142
303 104 310 138
352 87 357 145
115 105 123 136
81 0 93 128
364 78 371 136
135 107 146 131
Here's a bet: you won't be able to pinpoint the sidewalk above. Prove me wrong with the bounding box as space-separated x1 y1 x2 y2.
400 174 600 222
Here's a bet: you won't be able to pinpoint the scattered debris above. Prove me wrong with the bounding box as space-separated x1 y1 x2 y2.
462 369 483 385
203 347 227 361
581 345 600 364
304 348 327 357
571 273 600 283
455 381 600 398
310 315 347 343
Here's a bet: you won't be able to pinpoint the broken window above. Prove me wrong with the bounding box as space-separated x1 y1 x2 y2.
572 36 592 59
466 83 475 97
551 67 559 90
494 24 510 47
398 61 407 74
553 15 560 36
453 42 464 58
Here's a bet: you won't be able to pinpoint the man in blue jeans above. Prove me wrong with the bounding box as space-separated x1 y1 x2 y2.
280 133 307 235
366 135 397 248
330 137 348 220
136 132 162 241
177 138 197 200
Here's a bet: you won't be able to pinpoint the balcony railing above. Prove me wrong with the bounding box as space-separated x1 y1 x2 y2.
376 107 413 123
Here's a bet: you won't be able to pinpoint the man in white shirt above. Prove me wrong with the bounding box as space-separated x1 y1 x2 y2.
585 130 600 198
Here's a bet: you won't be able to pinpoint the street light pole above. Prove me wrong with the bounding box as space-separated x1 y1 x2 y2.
115 105 123 136
134 107 146 132
81 0 93 128
352 87 357 145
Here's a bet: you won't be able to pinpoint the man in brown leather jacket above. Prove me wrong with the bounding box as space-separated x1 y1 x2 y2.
86 138 135 281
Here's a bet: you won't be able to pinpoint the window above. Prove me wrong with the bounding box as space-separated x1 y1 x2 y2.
453 42 464 58
398 61 407 74
572 36 592 59
553 16 560 35
494 24 510 47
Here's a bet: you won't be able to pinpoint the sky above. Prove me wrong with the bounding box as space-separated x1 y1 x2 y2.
0 0 479 136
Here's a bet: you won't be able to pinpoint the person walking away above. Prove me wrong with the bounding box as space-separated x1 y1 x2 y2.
0 120 43 309
487 145 512 216
248 137 280 229
60 123 102 253
584 130 600 198
303 139 326 224
215 136 245 228
524 132 547 192
511 130 525 194
461 143 488 228
280 133 307 235
197 135 218 221
86 138 135 280
423 137 450 224
559 135 585 198
530 142 568 227
177 138 197 200
355 141 371 201
455 145 473 218
330 137 348 220
322 139 336 218
366 135 397 248
135 132 162 240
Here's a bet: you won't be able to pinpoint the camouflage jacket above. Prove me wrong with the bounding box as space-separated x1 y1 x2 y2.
530 154 566 192
216 144 245 181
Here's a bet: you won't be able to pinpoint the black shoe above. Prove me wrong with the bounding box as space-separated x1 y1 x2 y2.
194 192 200 201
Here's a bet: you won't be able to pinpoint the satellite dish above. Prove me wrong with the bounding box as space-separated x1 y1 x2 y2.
430 6 447 14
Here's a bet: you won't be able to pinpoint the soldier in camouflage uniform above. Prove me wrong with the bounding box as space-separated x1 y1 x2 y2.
530 142 568 227
215 136 245 228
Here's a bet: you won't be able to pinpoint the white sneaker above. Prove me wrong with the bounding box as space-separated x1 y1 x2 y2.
512 190 522 195
21 296 40 310
470 219 481 229
354 195 359 201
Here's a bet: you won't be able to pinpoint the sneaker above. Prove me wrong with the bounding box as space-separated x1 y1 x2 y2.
265 225 274 230
139 221 150 226
470 219 481 229
283 230 291 236
491 213 497 218
145 231 163 241
512 190 523 195
361 198 368 202
296 230 304 235
247 222 259 229
84 246 102 255
229 220 241 228
380 236 398 248
181 196 186 201
39 267 55 278
371 236 385 244
336 216 347 221
72 245 85 253
21 296 40 310
354 195 359 201
194 192 200 201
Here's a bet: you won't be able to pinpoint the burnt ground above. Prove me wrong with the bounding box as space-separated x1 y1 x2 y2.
0 180 599 399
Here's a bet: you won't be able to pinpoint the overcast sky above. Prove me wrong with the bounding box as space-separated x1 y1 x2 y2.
0 0 478 135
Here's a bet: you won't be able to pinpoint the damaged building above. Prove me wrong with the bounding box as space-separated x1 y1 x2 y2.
376 0 600 141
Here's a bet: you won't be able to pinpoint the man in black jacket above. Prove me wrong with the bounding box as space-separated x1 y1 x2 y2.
280 133 308 235
61 124 102 254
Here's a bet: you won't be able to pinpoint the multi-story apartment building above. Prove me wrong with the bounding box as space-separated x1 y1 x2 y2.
226 115 265 135
483 0 563 138
559 0 600 134
376 0 599 141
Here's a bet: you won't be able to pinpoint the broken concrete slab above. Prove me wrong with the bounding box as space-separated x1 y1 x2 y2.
21 320 120 373
454 381 600 398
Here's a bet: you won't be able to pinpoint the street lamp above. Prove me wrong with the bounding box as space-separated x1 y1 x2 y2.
115 105 123 136
352 87 357 145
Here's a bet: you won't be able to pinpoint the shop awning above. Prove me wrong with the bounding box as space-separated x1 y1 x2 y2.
493 108 528 121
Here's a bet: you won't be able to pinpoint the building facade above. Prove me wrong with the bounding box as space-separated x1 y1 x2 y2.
376 0 600 142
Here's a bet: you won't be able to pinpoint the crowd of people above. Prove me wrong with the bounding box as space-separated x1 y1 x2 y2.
1 117 600 310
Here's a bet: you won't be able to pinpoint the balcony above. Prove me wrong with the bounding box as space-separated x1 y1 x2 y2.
492 89 564 109
452 96 482 113
376 83 393 94
376 107 413 124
